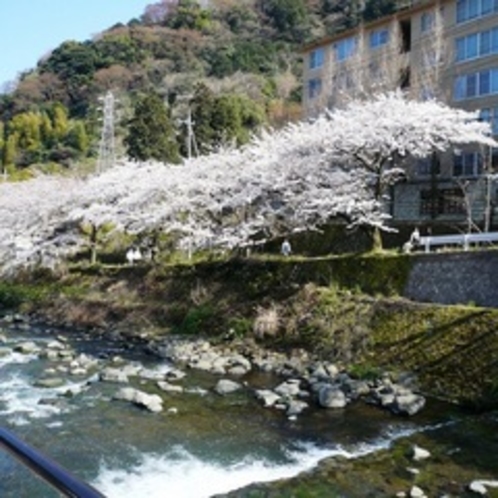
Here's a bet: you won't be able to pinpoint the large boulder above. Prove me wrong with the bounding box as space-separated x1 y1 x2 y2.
392 393 426 416
100 367 129 383
157 381 184 393
469 480 498 495
33 378 66 388
255 389 281 407
14 341 40 354
214 379 242 395
318 385 347 408
411 445 431 462
114 387 163 413
274 379 301 398
286 399 309 416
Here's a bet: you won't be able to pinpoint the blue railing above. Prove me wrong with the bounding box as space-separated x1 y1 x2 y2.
0 427 106 497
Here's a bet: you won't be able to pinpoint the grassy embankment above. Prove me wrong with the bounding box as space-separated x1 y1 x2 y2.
1 251 497 407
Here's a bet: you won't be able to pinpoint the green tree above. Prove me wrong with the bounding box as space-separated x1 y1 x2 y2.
3 134 17 169
40 41 98 87
189 83 216 155
211 94 265 147
166 0 212 31
186 86 266 154
65 121 90 156
40 112 55 147
363 0 396 22
50 103 70 141
125 91 180 163
259 0 310 42
8 112 44 165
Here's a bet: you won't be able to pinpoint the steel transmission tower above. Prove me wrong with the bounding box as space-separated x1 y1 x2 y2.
185 106 199 159
97 91 116 173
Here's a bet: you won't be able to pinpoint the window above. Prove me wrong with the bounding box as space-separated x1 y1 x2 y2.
480 70 490 94
421 11 435 32
456 0 498 24
455 27 498 62
420 189 465 215
308 78 322 99
493 26 498 50
416 156 440 176
369 28 389 49
492 68 498 92
309 48 325 70
479 107 498 134
481 29 491 54
454 67 498 99
335 36 357 61
454 75 466 99
453 151 483 176
334 70 353 91
467 73 477 97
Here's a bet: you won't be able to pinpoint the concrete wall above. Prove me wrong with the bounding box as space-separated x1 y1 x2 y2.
404 249 498 307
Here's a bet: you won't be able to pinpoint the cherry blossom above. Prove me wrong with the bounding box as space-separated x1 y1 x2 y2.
0 92 494 274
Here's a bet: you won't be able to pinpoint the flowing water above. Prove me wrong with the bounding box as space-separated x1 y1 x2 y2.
0 320 462 498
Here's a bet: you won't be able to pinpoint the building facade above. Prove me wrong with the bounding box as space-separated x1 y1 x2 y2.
302 0 498 229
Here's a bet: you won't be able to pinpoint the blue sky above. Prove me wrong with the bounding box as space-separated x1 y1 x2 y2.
0 1 152 87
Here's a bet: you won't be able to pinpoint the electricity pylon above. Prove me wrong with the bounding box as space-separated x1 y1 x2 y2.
97 91 116 173
184 106 199 159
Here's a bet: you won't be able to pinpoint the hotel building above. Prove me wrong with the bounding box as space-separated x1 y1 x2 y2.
302 0 498 228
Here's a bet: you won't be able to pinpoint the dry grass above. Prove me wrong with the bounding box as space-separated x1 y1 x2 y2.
253 304 281 339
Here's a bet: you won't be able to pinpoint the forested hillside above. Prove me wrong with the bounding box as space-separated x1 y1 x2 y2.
0 0 405 172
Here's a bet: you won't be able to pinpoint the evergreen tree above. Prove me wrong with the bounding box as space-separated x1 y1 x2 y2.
363 0 396 22
65 121 90 156
3 135 17 168
125 91 180 163
50 103 70 141
189 83 216 155
259 0 310 42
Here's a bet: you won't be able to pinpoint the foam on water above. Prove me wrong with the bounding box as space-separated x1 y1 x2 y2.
93 425 421 498
0 371 90 423
138 362 174 380
0 350 37 367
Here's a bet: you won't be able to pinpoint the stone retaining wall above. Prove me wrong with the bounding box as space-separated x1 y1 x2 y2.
404 250 498 307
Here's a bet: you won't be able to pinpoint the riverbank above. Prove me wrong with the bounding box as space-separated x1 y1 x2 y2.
0 314 467 498
214 410 498 497
1 247 498 497
1 310 497 498
3 253 498 408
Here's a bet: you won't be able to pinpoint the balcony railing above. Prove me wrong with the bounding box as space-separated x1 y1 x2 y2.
0 427 105 497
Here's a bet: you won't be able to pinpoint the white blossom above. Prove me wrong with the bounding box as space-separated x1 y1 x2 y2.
0 92 494 274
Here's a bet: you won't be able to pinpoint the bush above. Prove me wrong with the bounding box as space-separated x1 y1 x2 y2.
179 304 216 335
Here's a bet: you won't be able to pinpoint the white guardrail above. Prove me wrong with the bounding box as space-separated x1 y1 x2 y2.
418 231 498 253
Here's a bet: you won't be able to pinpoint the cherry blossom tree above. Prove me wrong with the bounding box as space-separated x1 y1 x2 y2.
0 92 494 274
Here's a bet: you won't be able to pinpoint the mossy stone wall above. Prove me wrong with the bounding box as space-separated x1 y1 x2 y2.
404 250 498 307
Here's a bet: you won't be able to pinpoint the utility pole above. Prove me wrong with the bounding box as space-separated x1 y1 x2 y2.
97 91 116 173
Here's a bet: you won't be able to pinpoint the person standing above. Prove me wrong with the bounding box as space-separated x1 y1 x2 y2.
281 238 292 256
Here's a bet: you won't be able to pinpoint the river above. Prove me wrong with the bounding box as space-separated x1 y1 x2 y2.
0 318 473 497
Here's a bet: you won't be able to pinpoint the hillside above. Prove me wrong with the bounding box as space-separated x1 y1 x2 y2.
0 0 409 172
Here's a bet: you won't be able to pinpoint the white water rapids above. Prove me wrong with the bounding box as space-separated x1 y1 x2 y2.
0 325 449 498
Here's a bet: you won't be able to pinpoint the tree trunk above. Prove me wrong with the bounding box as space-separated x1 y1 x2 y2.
90 224 98 265
371 226 383 252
